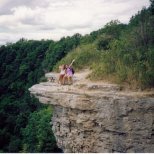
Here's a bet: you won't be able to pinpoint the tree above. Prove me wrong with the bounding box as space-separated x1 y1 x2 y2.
22 107 61 153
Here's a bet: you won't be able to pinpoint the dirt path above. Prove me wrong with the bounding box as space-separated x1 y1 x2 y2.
45 69 154 97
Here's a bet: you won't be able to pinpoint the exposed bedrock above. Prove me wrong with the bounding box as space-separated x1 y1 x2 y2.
29 72 154 153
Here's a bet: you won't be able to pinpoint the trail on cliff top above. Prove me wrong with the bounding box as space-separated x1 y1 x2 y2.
45 69 154 97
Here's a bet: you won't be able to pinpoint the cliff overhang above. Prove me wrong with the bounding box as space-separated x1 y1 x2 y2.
29 71 154 153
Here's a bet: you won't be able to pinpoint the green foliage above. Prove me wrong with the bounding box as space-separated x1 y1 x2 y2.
54 6 154 89
22 107 61 153
0 2 154 153
54 44 101 71
0 39 61 152
91 6 154 89
0 94 43 152
150 0 154 14
96 34 113 50
103 20 125 38
0 33 83 152
42 33 81 71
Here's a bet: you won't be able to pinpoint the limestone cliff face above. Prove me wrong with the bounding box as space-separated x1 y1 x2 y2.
29 71 154 153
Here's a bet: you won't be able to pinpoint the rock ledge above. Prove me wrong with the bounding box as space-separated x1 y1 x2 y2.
29 70 154 153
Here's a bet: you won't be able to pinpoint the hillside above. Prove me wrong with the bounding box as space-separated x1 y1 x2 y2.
0 36 81 152
0 1 154 152
55 6 154 89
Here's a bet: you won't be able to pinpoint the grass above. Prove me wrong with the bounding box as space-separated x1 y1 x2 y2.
53 43 102 72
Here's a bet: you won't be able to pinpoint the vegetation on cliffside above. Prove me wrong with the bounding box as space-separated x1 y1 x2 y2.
0 0 153 152
55 2 154 89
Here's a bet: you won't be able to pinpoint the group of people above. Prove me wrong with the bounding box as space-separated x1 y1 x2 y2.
58 59 75 85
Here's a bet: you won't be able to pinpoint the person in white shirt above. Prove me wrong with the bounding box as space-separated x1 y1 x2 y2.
58 64 66 85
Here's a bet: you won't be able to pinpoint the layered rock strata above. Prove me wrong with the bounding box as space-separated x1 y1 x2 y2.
29 71 154 153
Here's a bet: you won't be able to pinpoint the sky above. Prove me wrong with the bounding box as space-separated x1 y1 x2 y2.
0 0 150 45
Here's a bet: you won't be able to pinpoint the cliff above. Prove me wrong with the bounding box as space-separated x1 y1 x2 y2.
29 69 154 153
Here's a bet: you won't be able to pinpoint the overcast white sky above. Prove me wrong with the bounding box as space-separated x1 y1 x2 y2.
0 0 150 45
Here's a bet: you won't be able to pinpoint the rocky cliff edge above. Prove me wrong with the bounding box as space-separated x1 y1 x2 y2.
29 69 154 153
